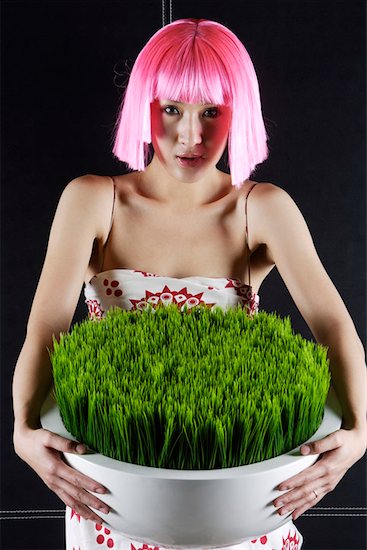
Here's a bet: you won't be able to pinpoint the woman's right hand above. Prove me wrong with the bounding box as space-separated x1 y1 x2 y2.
13 425 110 524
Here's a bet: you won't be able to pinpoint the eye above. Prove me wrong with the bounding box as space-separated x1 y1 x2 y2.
203 108 219 118
162 106 179 116
162 106 220 118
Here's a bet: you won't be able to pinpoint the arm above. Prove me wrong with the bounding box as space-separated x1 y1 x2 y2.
251 183 366 518
13 174 114 523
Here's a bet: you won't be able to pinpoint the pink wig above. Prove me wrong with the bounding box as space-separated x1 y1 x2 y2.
112 18 269 189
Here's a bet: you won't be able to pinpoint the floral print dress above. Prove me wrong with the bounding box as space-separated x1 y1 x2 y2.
64 268 303 549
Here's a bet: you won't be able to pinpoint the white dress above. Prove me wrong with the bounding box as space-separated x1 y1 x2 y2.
65 268 303 550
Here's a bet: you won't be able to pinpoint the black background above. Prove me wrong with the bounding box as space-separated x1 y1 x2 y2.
1 1 366 549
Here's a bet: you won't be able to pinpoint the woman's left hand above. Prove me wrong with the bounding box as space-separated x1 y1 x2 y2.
272 428 366 520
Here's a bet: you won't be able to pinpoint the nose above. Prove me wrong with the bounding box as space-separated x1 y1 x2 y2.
178 114 203 147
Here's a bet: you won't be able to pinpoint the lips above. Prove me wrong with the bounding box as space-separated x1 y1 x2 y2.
176 156 205 168
177 153 203 159
177 151 202 159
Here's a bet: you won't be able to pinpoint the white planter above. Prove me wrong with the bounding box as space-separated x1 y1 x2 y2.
41 387 341 548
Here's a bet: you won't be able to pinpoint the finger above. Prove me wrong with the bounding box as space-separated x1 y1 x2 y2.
42 430 88 454
291 471 346 520
299 430 343 456
56 476 110 515
47 450 109 497
291 487 327 520
278 464 325 491
274 483 327 516
277 451 337 491
56 488 105 524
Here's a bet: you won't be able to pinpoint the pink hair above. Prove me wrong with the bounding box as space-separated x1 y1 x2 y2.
112 18 269 189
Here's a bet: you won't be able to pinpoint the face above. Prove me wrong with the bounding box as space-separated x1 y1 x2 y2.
150 98 232 182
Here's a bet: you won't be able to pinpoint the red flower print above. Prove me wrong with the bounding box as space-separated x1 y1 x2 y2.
103 278 123 298
131 544 160 550
130 285 217 312
224 279 259 315
70 508 81 523
224 278 243 288
244 294 259 316
95 523 115 547
85 298 105 320
281 530 300 550
250 535 268 545
135 270 159 278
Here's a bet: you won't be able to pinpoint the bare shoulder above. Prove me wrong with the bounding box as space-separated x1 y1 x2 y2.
248 180 289 202
62 173 114 199
61 173 115 240
252 180 304 223
247 181 300 245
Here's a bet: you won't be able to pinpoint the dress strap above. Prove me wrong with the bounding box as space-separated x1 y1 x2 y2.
100 176 117 272
245 182 257 287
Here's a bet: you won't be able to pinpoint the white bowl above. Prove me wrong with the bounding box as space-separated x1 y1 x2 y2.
41 387 341 548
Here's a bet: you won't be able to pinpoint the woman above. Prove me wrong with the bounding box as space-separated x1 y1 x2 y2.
12 18 366 550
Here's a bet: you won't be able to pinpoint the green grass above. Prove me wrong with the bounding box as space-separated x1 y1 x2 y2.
50 304 330 469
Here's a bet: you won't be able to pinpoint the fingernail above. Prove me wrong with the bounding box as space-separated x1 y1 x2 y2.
76 444 86 453
301 445 310 454
95 487 106 494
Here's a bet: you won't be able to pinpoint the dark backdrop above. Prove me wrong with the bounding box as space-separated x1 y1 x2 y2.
1 1 366 549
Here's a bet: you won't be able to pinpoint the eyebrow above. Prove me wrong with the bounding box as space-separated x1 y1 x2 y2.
161 99 217 107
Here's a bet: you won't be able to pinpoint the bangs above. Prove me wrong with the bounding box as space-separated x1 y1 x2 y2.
152 39 232 106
